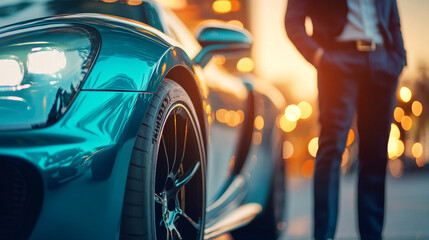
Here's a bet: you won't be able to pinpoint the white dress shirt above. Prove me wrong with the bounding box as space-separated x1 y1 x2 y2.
336 0 384 44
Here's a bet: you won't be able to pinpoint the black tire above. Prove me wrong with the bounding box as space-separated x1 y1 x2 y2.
120 79 206 240
231 142 286 240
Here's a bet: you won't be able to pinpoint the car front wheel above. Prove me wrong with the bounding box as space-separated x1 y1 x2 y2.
120 79 206 240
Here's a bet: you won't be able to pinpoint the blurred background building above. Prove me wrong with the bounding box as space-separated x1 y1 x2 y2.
155 0 429 179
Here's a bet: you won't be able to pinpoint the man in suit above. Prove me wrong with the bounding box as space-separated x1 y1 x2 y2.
285 0 406 239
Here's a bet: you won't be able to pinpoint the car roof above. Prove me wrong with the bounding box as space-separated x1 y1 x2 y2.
0 0 165 32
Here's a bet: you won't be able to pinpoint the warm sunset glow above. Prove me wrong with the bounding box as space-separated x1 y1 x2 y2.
388 159 404 178
401 116 412 131
390 123 401 139
393 107 405 122
283 141 294 159
285 104 301 122
308 137 319 157
301 159 314 179
412 101 423 116
127 0 143 6
297 101 312 119
237 57 254 72
279 115 297 132
399 87 412 102
346 129 354 146
254 115 264 130
412 142 423 159
212 0 232 14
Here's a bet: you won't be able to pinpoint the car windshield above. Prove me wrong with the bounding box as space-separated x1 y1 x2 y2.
0 0 163 31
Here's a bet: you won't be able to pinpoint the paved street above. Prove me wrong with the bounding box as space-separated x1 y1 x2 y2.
215 171 429 240
283 172 429 240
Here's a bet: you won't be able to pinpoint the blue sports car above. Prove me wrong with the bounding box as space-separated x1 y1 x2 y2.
0 1 287 239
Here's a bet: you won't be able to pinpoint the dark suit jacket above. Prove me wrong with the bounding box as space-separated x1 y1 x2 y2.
285 0 407 68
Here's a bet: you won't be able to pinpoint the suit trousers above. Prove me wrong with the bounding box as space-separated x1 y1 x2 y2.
313 47 399 240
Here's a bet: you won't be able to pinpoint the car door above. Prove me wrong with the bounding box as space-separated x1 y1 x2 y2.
159 8 251 206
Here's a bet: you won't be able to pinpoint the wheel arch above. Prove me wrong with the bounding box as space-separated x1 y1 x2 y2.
164 65 208 154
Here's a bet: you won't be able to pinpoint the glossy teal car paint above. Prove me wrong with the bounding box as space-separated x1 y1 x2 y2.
0 1 288 240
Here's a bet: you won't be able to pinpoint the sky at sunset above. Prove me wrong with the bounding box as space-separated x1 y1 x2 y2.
249 0 429 101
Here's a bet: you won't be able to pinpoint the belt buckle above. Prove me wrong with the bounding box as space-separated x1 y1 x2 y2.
356 40 376 52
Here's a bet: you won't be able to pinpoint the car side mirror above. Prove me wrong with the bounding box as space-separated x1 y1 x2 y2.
193 22 252 68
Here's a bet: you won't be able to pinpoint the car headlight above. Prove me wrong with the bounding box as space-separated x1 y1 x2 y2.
0 24 99 131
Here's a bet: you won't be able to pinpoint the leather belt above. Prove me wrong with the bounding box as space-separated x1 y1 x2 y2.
326 40 383 52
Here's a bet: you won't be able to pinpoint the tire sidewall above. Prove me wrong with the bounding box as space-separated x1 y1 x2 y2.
142 80 206 240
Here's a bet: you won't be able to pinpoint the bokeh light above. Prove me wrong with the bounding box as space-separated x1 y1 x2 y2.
156 0 187 9
279 115 297 132
297 101 312 119
388 138 404 159
341 148 349 167
205 104 212 114
230 0 241 11
212 0 232 14
346 129 354 146
301 159 314 179
393 107 405 123
236 57 254 72
227 20 244 29
208 115 214 125
254 115 264 130
226 111 241 127
412 101 423 116
390 123 401 139
216 109 228 123
399 86 412 102
388 159 404 178
282 141 294 159
388 123 404 160
308 137 318 158
285 104 301 122
127 0 143 6
401 116 412 131
412 142 423 159
216 109 243 127
416 158 426 167
237 110 245 123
